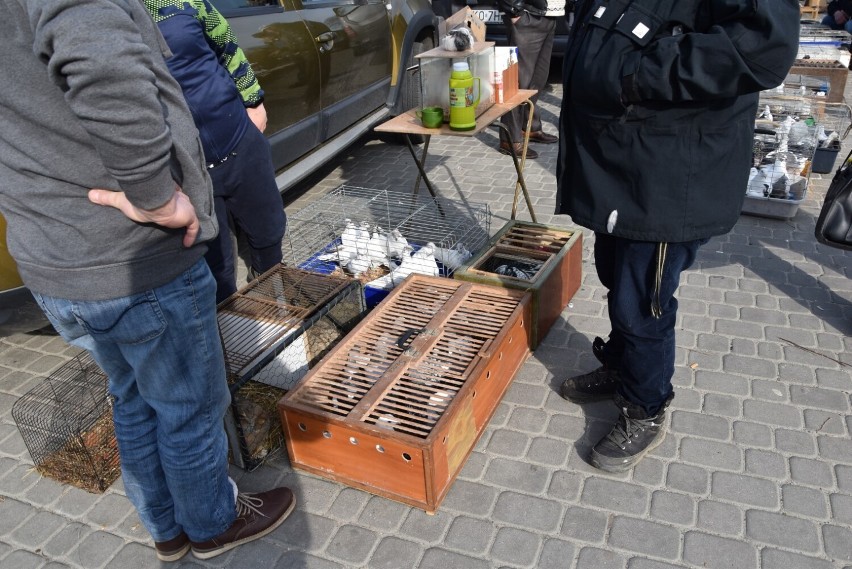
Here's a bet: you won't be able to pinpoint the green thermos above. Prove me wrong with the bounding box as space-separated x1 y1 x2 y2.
448 61 480 131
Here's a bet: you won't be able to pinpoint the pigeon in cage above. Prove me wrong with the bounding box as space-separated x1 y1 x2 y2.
368 243 440 289
433 242 472 271
318 219 361 263
356 221 372 251
345 252 372 276
366 227 391 267
387 229 409 260
758 104 773 122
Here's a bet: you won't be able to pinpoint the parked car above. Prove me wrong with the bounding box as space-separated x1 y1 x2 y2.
215 0 439 191
434 0 570 58
0 214 48 335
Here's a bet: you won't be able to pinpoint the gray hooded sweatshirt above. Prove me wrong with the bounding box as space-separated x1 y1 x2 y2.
0 0 217 301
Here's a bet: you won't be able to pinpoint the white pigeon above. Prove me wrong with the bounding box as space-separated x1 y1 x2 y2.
346 253 372 276
340 219 359 250
366 227 391 267
758 104 773 122
386 229 409 259
355 221 372 254
433 242 472 271
817 125 829 144
367 243 438 289
746 167 768 197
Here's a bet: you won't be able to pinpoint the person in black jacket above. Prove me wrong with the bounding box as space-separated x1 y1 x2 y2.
496 0 561 159
556 1 800 473
822 0 852 31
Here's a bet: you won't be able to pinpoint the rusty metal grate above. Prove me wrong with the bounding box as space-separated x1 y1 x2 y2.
288 278 521 438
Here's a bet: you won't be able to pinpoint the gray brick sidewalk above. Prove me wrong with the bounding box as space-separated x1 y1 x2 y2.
1 78 851 569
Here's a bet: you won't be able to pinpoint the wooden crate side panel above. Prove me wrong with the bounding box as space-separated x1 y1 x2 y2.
534 230 583 347
280 410 430 507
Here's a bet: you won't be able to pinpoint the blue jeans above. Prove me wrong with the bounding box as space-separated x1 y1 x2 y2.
593 233 707 415
821 14 852 34
32 259 235 542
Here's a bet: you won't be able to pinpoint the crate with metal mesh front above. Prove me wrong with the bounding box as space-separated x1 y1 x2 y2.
11 352 120 493
217 265 367 470
283 185 492 308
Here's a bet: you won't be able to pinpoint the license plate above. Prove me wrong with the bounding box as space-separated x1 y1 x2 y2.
473 9 502 23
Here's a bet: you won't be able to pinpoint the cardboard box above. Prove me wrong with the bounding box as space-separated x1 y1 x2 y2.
439 7 486 43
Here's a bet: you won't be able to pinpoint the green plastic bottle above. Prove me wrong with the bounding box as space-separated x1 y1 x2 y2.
448 61 480 131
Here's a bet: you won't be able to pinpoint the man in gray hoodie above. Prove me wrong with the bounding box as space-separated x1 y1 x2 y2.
0 0 293 561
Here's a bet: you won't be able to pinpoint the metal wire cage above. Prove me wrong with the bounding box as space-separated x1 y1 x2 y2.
283 185 492 302
11 352 120 493
217 265 367 470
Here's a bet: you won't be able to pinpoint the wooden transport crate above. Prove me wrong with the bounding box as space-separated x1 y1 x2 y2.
218 266 367 470
788 59 848 103
453 221 582 348
278 275 531 512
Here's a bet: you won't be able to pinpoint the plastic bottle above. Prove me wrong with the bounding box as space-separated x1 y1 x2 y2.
493 70 504 104
449 61 480 131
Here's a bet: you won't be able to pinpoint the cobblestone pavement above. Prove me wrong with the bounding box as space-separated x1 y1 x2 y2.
1 77 851 569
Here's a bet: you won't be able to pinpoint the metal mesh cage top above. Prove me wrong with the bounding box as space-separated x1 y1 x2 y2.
217 265 366 391
283 185 491 285
284 277 524 439
11 352 120 493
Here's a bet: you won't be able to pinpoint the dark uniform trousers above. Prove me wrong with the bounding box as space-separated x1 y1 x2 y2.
500 11 556 143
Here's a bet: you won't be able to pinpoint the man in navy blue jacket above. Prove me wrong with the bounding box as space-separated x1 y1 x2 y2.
146 0 286 303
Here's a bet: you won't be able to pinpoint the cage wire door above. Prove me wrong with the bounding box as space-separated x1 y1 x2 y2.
216 265 367 470
283 185 491 295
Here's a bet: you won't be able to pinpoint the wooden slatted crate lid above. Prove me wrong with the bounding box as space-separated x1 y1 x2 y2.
279 274 532 511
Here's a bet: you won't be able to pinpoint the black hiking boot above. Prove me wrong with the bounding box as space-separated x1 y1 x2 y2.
590 393 673 473
560 337 620 402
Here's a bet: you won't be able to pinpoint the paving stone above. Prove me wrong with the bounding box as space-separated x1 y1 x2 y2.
803 409 847 435
665 463 709 495
775 429 816 456
760 549 835 569
680 437 741 471
276 551 344 569
757 341 783 360
489 527 540 566
507 407 549 434
538 538 575 569
326 488 367 521
631 457 664 487
670 410 730 440
357 496 408 533
714 319 763 339
0 464 41 497
492 491 562 532
712 471 778 508
822 524 852 562
398 509 452 544
745 510 820 552
817 435 852 463
441 480 497 516
9 511 66 550
0 549 47 569
51 486 100 519
575 546 626 569
444 517 493 555
751 380 787 401
67 530 124 569
292 475 341 515
324 524 378 566
484 458 549 494
729 338 756 357
486 430 530 458
732 421 772 448
546 413 587 442
816 369 852 391
608 517 680 559
526 436 570 467
103 541 165 569
627 559 685 569
744 449 787 478
649 490 695 525
781 484 828 519
694 371 749 395
458 451 487 480
560 505 608 544
682 531 756 569
369 537 422 569
267 511 335 552
789 456 834 487
580 478 649 516
702 393 741 417
791 385 850 412
85 494 133 531
830 493 852 525
41 523 91 559
547 470 582 503
696 499 742 536
22 477 67 508
418 547 490 569
743 399 802 428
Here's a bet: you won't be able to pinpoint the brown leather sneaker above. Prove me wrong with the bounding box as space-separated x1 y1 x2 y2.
155 532 190 562
498 141 538 159
190 487 296 560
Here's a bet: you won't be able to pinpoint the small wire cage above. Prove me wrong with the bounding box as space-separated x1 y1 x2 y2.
11 352 120 493
217 265 367 470
283 185 492 304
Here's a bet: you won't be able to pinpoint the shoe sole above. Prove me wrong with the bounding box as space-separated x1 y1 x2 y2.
559 389 615 403
590 430 666 473
191 495 297 560
156 542 191 562
497 147 538 159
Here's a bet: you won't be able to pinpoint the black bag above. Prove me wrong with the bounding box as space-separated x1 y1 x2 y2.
815 148 852 250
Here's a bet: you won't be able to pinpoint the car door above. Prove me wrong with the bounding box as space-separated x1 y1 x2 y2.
296 0 393 140
213 0 322 170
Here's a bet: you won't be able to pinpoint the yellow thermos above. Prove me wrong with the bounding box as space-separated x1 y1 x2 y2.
448 61 480 131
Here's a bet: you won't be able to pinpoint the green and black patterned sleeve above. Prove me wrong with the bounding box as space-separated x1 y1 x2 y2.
195 0 264 106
